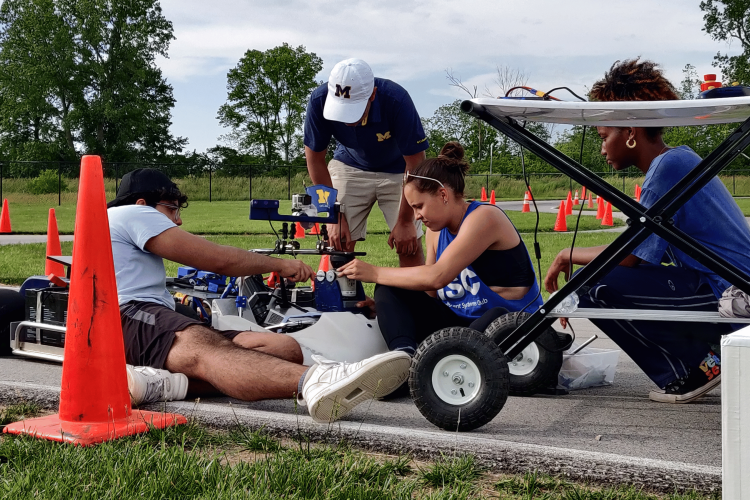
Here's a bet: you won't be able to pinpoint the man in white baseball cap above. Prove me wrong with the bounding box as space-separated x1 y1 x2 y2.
304 58 429 267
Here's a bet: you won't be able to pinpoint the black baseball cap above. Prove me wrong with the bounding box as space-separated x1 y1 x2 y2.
107 168 180 208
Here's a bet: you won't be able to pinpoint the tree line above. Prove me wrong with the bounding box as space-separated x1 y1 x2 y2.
1 0 750 177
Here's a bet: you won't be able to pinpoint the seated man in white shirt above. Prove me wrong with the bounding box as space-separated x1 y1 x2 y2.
107 168 409 423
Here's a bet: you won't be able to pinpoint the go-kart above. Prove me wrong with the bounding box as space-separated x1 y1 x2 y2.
7 184 565 432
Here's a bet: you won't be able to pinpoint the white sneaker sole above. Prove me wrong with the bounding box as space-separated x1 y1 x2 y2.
309 352 411 423
649 374 721 404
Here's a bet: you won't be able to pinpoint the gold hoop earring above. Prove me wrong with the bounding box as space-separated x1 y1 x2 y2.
626 138 636 149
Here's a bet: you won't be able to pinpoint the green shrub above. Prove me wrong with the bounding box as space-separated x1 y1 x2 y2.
26 169 67 195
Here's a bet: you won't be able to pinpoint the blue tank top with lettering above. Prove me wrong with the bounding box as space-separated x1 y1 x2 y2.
435 202 543 320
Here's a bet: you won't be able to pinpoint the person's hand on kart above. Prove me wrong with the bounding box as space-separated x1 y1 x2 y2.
544 249 571 294
279 259 315 283
328 214 353 251
338 258 378 283
356 296 377 319
388 219 418 256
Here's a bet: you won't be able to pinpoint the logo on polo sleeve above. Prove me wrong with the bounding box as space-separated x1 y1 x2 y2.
334 85 352 98
376 131 391 142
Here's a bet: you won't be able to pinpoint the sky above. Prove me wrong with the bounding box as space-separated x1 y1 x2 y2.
155 0 744 153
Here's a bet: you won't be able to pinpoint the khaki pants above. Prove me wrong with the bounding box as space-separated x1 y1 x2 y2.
328 159 424 241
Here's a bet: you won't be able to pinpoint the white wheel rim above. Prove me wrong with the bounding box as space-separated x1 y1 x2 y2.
508 342 540 377
431 354 482 405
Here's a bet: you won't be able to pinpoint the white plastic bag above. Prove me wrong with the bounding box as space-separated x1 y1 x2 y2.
558 346 620 390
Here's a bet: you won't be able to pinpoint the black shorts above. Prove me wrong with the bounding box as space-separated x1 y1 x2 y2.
120 301 241 369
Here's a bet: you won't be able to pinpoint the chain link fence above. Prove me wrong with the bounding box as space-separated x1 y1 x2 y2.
2 160 749 206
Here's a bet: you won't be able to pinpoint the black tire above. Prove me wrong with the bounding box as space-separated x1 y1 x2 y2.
410 327 509 432
485 312 564 397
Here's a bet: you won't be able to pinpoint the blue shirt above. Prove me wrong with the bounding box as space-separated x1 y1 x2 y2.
304 77 429 173
109 205 177 309
634 146 750 298
435 202 543 319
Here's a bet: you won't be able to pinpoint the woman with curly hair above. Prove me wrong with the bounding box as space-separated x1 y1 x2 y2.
544 58 750 403
338 141 544 357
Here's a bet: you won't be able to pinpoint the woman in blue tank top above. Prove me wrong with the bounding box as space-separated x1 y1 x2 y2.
338 142 543 356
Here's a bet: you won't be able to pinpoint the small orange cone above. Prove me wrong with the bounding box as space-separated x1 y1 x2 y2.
573 190 580 205
596 198 605 219
318 254 331 273
294 222 305 239
521 192 530 213
587 192 594 209
636 184 642 202
309 223 321 235
2 156 185 445
554 201 568 232
267 272 280 288
45 208 64 277
565 191 573 215
489 190 496 205
527 188 534 201
601 202 614 226
0 199 11 233
581 186 586 200
481 187 487 202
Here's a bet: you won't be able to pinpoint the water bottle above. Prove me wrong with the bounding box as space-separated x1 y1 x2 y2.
550 291 579 314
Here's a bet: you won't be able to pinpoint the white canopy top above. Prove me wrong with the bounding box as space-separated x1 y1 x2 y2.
465 96 750 127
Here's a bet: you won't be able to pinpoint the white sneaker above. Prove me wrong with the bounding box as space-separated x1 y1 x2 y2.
299 351 411 423
126 365 189 406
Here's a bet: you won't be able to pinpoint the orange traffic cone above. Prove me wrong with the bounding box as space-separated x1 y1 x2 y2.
318 254 331 273
581 186 586 200
554 201 568 232
45 208 64 277
3 156 185 445
267 272 280 288
294 222 305 239
0 199 11 233
489 190 496 205
636 184 642 202
481 187 487 202
573 190 580 205
587 192 594 209
596 198 604 219
309 223 321 235
521 192 530 213
527 188 534 201
601 202 614 226
565 191 573 215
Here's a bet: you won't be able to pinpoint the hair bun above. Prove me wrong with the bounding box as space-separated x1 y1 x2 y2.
439 141 464 161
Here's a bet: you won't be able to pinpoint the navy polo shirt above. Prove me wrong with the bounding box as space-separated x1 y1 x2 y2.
634 146 750 298
304 77 429 174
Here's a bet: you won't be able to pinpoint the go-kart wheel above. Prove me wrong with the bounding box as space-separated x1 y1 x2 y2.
410 327 509 432
484 312 564 397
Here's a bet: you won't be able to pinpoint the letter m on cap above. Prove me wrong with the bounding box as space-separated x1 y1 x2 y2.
335 84 352 99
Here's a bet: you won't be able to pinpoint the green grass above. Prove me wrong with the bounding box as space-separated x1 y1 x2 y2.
0 403 718 500
0 231 622 293
0 200 624 235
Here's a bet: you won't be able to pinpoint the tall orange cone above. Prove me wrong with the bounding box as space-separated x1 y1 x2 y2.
481 187 487 202
527 187 534 201
521 192 530 213
0 199 11 233
45 208 64 277
581 186 586 200
554 201 567 232
294 222 305 238
309 223 321 235
565 191 573 215
3 156 185 445
573 189 580 205
601 202 614 226
636 184 642 202
587 192 594 209
596 198 605 219
318 254 331 273
489 190 496 205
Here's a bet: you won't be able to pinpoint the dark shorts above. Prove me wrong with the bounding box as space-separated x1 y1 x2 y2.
120 301 241 369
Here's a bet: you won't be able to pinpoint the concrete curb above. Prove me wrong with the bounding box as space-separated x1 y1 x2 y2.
0 381 720 494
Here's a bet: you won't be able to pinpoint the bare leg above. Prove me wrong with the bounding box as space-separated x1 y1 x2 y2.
232 331 303 364
165 324 307 401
